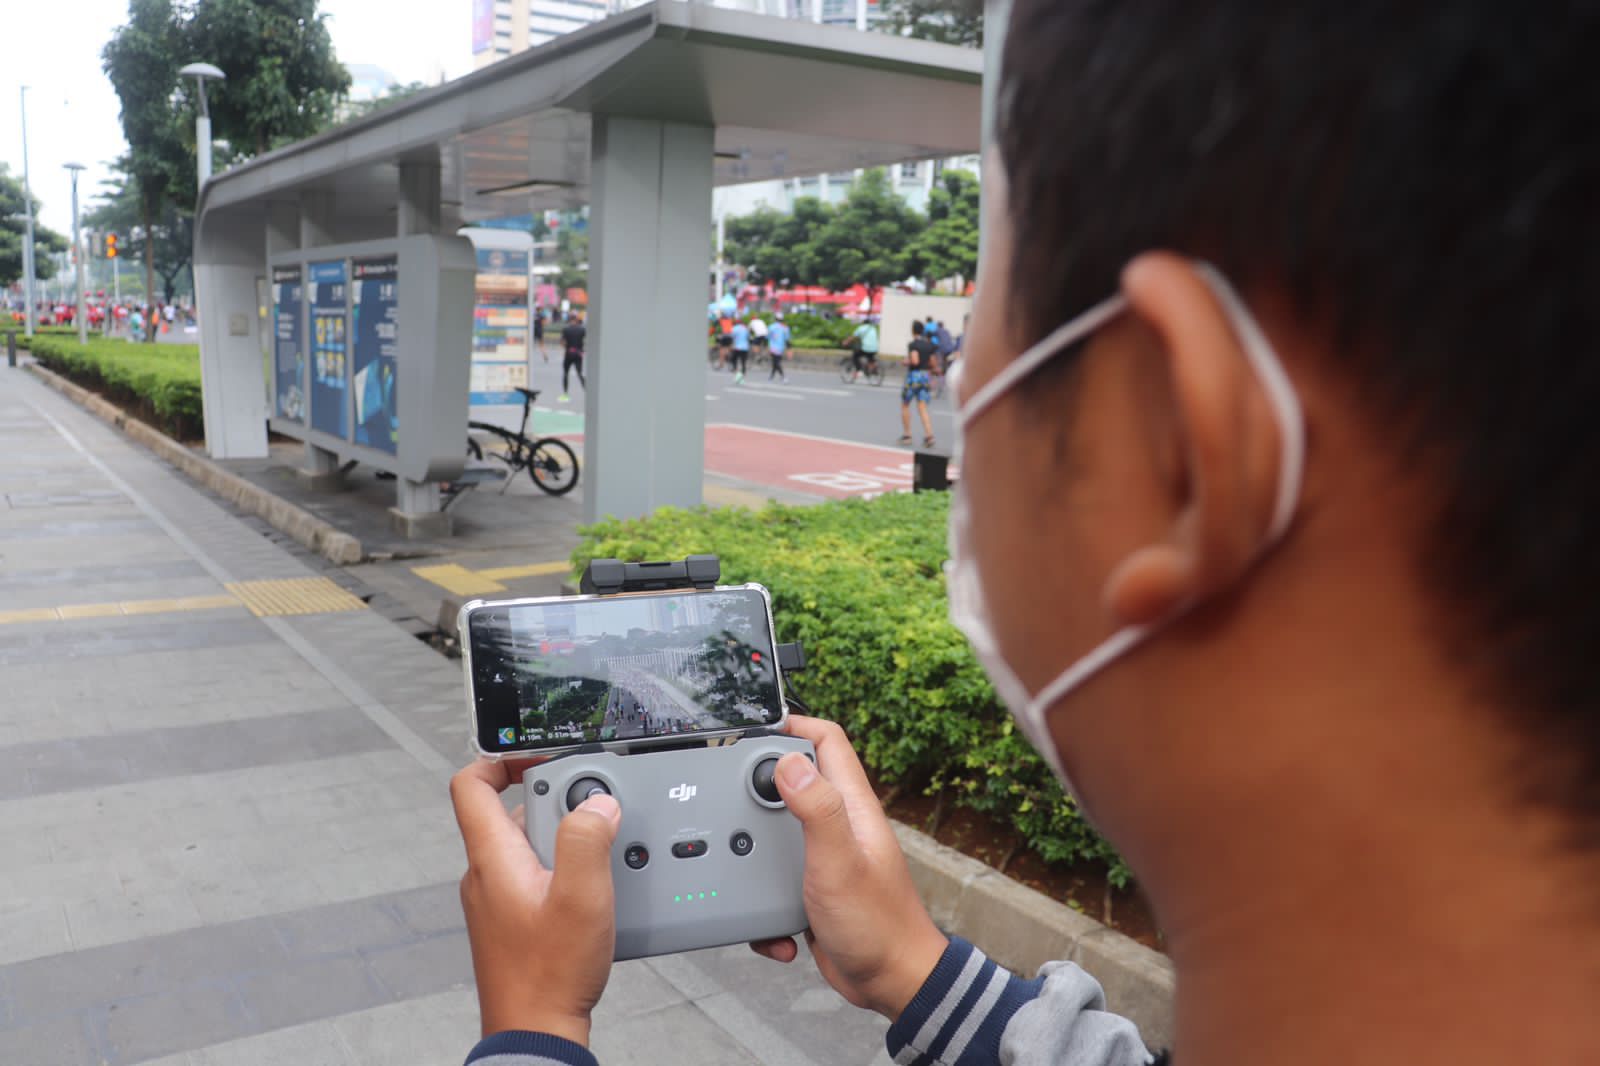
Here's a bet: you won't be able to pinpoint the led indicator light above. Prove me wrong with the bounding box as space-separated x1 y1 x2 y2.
698 893 706 899
710 891 717 897
674 895 682 902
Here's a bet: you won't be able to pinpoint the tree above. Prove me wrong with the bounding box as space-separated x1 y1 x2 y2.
805 169 924 295
340 80 428 123
84 162 194 301
0 165 69 289
103 0 189 335
908 167 980 290
880 0 984 47
554 226 589 294
724 198 834 287
187 0 350 156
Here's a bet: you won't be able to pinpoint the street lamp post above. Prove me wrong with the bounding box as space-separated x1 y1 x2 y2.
19 86 37 339
64 163 87 345
178 62 226 192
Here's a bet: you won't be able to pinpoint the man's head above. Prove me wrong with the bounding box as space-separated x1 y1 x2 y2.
961 0 1600 893
912 320 924 336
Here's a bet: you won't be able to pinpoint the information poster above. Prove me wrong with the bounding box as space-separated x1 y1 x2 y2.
272 266 304 422
471 247 530 405
309 260 349 439
351 256 399 454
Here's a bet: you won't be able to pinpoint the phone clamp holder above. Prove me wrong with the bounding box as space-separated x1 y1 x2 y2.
580 555 805 675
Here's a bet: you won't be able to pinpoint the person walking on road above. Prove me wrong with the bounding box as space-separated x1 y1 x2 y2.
730 318 751 384
533 309 548 361
559 312 586 401
749 314 768 367
767 313 790 382
899 320 937 447
715 314 734 369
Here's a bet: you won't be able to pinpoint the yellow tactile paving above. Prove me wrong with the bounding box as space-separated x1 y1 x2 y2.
224 578 367 617
409 563 508 597
476 561 571 582
0 594 247 626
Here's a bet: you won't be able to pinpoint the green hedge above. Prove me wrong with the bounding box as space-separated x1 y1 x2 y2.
29 335 204 441
574 494 1131 886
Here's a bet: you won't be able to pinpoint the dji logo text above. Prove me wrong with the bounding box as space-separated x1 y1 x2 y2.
668 783 698 803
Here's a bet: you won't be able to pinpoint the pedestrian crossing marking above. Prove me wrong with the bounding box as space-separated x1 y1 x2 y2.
225 577 367 617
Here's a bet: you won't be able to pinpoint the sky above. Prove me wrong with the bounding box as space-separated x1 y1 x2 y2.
0 0 472 237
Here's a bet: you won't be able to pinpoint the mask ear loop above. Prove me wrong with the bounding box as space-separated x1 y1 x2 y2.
955 295 1128 424
1024 263 1309 716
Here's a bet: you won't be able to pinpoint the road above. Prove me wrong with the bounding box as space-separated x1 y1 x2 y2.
471 362 960 504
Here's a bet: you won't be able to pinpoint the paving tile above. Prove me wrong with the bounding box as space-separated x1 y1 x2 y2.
0 900 74 966
0 1013 98 1066
362 930 473 999
330 986 481 1065
99 979 252 1064
235 954 388 1033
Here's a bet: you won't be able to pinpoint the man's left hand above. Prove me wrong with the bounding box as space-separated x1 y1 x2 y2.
451 759 621 1045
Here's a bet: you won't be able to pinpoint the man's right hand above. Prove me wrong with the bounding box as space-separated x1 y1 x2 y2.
751 716 949 1021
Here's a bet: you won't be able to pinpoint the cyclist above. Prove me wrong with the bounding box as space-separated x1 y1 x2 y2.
899 320 937 447
848 317 880 381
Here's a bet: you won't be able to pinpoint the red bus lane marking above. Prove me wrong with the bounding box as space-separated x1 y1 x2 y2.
703 424 955 500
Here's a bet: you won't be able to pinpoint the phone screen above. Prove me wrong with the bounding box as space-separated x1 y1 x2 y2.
467 587 785 755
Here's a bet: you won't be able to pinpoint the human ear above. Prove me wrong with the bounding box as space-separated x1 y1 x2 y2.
1102 253 1290 627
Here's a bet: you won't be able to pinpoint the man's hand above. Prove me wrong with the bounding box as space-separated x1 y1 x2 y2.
751 716 949 1021
451 759 621 1045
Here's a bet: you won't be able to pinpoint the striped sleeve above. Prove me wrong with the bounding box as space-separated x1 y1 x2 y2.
464 1030 598 1066
885 937 1045 1066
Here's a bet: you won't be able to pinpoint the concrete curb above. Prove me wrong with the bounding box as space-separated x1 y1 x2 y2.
893 822 1175 1051
24 363 364 566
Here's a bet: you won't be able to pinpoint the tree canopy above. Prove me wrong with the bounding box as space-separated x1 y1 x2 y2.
83 160 194 301
806 168 924 293
187 0 351 157
880 0 983 47
908 167 979 288
0 165 69 289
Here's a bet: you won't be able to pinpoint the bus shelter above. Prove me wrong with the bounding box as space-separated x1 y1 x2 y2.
194 0 982 534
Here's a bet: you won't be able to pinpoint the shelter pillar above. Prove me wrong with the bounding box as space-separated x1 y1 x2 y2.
390 156 451 538
196 210 269 459
584 115 714 522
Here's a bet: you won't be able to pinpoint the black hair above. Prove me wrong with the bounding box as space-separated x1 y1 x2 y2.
999 2 1600 829
912 320 924 335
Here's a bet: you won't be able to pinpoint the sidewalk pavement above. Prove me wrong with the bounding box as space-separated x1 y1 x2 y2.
0 365 891 1065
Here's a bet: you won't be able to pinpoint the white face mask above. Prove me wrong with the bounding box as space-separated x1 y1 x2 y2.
945 263 1307 793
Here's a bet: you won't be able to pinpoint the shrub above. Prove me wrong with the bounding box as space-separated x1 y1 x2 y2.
29 335 204 441
573 494 1132 886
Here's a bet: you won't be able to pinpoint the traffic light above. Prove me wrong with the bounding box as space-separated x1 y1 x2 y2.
106 233 118 259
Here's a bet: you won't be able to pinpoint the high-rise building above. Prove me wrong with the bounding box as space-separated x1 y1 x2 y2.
472 0 883 69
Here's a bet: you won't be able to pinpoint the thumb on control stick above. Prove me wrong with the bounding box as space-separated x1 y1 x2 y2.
549 793 622 919
774 752 861 890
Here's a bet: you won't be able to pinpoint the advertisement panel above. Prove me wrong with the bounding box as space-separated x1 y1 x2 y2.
309 259 349 439
472 0 495 53
351 256 399 454
272 266 304 422
471 247 531 405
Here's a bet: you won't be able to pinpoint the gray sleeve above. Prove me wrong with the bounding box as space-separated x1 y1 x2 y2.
999 960 1153 1066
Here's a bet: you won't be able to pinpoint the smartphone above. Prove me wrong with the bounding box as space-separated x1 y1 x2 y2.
459 584 788 758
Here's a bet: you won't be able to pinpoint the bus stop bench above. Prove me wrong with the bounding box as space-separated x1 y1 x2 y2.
442 467 508 510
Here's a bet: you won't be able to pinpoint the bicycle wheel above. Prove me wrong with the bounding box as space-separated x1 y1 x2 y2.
866 363 886 386
467 436 484 461
838 356 856 384
527 438 579 496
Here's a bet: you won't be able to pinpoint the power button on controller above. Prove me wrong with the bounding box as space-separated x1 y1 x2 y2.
624 844 649 870
670 840 708 859
729 831 754 856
